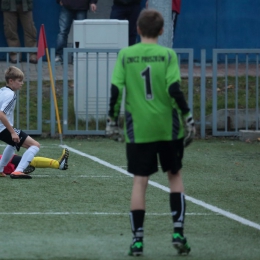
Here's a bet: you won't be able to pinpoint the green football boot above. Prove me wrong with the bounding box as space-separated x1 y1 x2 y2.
128 241 143 256
172 233 191 255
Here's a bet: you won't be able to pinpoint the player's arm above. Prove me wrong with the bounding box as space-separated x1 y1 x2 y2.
108 84 122 121
166 50 195 146
168 81 190 115
0 111 19 143
168 83 195 146
108 50 125 121
106 84 121 136
166 50 189 115
107 51 125 123
106 50 125 139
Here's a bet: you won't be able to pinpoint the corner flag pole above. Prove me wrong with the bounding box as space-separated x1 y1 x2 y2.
37 24 63 144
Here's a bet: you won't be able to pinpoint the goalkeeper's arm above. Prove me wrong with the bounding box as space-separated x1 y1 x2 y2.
168 81 196 147
108 84 122 120
183 113 196 147
105 117 124 142
106 84 124 141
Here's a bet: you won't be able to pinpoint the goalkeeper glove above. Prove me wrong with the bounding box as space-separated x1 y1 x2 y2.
183 113 196 147
105 118 124 142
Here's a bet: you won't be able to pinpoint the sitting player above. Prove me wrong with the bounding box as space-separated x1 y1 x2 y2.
0 148 69 177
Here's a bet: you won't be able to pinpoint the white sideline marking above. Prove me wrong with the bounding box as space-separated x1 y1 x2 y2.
119 166 162 168
32 175 115 178
0 212 213 216
0 144 60 148
62 145 260 231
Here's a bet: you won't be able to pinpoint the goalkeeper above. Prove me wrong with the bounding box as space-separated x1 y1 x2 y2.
0 148 69 177
106 9 195 257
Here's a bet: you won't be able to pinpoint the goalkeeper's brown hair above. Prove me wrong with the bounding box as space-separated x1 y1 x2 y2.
137 9 164 38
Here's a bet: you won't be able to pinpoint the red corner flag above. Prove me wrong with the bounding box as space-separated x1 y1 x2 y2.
37 24 47 60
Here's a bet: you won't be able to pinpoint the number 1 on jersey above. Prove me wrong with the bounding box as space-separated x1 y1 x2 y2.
141 66 153 100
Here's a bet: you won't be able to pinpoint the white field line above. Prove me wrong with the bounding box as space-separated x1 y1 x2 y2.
0 144 60 148
0 212 213 216
31 175 115 178
62 145 260 231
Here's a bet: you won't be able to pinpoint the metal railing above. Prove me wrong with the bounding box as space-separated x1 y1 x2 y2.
0 47 259 138
211 49 260 136
0 47 43 135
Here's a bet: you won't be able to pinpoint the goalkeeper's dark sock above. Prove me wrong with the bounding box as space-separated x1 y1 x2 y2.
170 192 186 236
129 210 145 242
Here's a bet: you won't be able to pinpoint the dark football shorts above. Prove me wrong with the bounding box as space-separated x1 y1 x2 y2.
0 128 28 151
126 138 184 176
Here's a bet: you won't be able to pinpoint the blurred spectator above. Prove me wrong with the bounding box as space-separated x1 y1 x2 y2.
146 0 181 46
1 0 37 64
172 0 181 45
55 0 98 64
110 0 144 46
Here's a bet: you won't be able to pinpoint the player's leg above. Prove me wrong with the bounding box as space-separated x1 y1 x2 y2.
126 3 141 46
8 147 69 176
168 171 191 254
30 157 58 169
110 4 126 20
30 157 59 169
0 145 15 177
18 9 37 63
4 154 35 175
129 175 148 256
10 154 36 174
56 6 74 63
127 142 158 256
29 148 69 170
0 129 18 177
3 11 21 62
10 130 40 179
159 139 190 255
57 148 69 170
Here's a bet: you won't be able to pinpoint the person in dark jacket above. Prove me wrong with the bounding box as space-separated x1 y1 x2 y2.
55 0 98 63
1 0 37 64
110 0 144 46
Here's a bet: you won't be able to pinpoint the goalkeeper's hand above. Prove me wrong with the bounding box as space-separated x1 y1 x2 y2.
105 117 124 142
183 113 196 147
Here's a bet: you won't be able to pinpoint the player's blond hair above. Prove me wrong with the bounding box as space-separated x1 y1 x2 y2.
5 66 24 84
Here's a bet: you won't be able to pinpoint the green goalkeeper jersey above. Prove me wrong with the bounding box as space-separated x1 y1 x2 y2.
109 42 190 143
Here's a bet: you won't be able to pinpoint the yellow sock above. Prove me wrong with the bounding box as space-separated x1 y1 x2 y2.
30 157 59 169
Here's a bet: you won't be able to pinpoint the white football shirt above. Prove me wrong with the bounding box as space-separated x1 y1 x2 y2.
0 86 17 133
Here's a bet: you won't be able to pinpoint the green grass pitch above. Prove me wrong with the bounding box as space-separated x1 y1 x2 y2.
0 138 259 260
